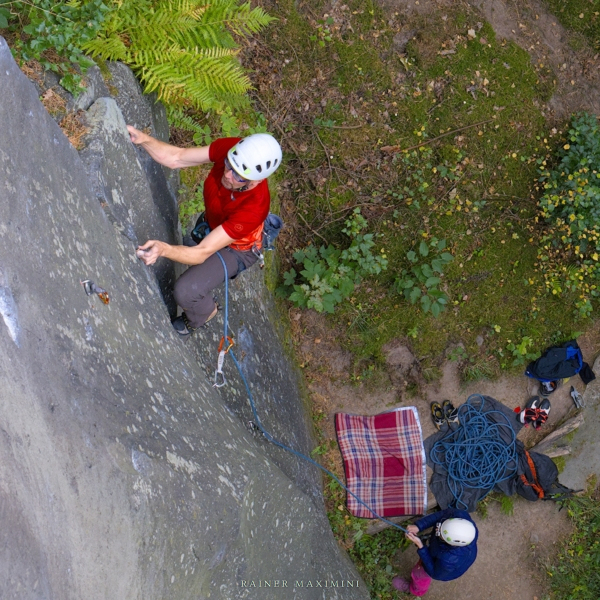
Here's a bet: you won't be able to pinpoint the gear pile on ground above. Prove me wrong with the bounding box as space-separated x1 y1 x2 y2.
425 395 576 511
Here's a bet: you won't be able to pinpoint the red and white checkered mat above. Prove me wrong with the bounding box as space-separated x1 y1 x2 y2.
335 407 427 518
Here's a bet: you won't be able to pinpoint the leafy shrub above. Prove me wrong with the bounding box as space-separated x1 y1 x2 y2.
505 336 540 367
1 0 109 93
537 112 600 317
279 209 388 313
348 529 403 600
82 0 274 113
394 238 453 317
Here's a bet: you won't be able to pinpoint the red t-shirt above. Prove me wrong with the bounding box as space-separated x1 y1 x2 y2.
205 138 270 251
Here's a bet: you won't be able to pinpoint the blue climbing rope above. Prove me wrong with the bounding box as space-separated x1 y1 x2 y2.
429 394 518 510
215 251 408 533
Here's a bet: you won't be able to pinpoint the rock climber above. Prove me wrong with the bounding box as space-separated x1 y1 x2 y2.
392 507 478 596
127 125 282 336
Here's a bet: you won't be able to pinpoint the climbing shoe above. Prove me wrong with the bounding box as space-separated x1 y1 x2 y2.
431 402 446 430
442 400 459 425
171 313 197 337
517 396 540 427
391 577 410 593
534 398 551 430
539 380 559 397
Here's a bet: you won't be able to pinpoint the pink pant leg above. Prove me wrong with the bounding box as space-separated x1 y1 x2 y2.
409 560 432 597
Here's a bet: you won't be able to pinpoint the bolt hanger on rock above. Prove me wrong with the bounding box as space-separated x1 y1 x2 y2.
80 279 110 304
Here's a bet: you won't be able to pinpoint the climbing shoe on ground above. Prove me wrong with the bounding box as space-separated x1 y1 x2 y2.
516 396 540 427
534 398 551 430
431 402 446 430
171 313 197 337
442 400 459 425
391 577 410 593
539 380 559 397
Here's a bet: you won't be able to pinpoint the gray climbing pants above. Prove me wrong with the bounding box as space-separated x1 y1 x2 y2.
173 247 258 328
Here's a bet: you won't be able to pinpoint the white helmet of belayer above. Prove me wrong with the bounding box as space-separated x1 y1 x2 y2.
227 133 282 181
436 518 476 546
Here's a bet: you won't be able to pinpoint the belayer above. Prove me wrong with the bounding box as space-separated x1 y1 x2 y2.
127 126 282 336
393 508 478 596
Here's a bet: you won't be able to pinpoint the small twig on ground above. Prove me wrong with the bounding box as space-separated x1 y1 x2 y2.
297 211 329 244
313 123 365 130
381 118 495 154
314 130 332 175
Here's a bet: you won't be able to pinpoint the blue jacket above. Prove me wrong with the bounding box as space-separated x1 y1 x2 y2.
414 508 478 581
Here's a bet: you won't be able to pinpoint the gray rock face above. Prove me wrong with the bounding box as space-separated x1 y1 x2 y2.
0 37 367 600
78 96 179 313
560 354 600 491
105 61 180 266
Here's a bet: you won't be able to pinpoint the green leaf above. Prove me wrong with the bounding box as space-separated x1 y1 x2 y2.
289 290 308 307
0 14 8 29
420 294 432 312
421 264 434 278
430 301 442 318
406 250 417 263
322 296 335 313
437 239 447 251
440 252 454 262
409 287 422 303
419 241 429 256
431 259 444 273
425 276 441 287
283 269 297 286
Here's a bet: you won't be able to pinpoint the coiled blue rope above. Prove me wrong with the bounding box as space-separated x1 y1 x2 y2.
215 251 408 533
429 394 518 510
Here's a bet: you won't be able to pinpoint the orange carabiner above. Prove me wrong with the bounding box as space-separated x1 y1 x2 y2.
217 335 234 354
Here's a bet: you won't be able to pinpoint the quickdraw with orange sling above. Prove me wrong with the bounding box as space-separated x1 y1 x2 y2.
213 335 234 388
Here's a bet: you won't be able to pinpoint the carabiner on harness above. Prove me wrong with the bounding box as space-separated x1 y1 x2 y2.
252 245 265 269
213 335 234 388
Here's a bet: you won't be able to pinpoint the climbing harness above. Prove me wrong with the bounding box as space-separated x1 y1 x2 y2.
213 251 409 533
213 335 234 388
519 449 545 499
430 395 518 510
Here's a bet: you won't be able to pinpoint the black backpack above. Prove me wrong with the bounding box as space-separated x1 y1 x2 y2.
515 442 579 502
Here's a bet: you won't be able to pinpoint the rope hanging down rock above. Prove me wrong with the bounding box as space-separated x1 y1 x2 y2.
213 251 409 533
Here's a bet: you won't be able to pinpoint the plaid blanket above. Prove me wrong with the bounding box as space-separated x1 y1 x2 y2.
335 407 427 518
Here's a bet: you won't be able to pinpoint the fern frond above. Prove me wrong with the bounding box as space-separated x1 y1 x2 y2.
224 3 276 35
166 107 207 133
172 0 208 20
88 0 274 113
82 36 130 62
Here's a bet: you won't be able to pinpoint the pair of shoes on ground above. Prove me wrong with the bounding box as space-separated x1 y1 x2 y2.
431 400 458 430
516 395 551 430
171 304 219 337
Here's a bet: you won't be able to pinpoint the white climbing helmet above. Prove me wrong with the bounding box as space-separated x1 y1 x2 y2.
436 518 476 547
227 133 282 181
